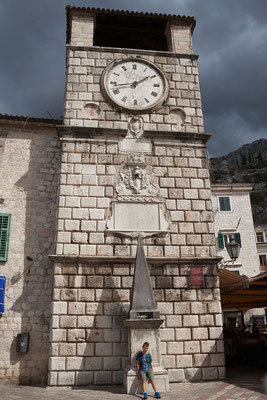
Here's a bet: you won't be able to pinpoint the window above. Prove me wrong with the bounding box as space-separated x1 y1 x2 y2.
93 14 168 51
259 255 267 266
256 232 264 243
223 234 234 245
219 196 231 211
224 312 243 329
218 232 241 249
0 214 11 262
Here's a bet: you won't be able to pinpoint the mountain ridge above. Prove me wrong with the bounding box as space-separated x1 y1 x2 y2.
210 138 267 224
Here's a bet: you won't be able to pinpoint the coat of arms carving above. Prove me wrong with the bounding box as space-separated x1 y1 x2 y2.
116 164 158 196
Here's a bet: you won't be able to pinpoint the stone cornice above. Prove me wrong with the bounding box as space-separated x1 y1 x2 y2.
211 184 253 193
0 115 61 131
58 125 127 139
58 125 211 143
49 254 221 264
66 45 199 60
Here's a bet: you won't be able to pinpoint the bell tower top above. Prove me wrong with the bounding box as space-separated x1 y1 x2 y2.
66 6 196 54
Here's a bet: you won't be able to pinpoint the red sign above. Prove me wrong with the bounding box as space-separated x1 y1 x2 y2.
190 266 203 285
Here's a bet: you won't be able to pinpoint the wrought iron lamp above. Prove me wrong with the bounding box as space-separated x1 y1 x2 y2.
225 239 240 260
218 238 241 270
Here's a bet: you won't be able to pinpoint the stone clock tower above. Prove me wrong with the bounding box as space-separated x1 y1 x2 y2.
48 7 224 388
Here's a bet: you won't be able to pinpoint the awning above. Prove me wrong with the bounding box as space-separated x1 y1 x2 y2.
219 269 267 310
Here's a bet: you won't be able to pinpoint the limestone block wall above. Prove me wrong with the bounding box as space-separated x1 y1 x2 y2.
0 121 60 384
69 11 95 47
64 47 204 134
166 22 193 54
49 261 224 386
56 137 215 259
52 8 224 388
67 8 194 55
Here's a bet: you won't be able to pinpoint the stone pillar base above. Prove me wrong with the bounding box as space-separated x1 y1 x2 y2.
123 365 169 394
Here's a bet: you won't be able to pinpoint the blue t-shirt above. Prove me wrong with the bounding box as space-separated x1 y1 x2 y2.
136 351 152 371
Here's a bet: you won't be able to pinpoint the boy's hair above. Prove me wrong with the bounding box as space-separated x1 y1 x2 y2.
142 342 149 347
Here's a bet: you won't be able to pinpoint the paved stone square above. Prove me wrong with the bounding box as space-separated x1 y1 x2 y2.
1 368 266 400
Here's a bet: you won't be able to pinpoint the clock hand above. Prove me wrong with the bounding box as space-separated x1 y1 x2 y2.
111 81 144 90
111 75 151 89
112 82 134 87
137 76 150 84
132 76 150 87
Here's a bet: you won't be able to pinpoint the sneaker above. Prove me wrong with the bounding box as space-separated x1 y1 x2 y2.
143 392 148 399
155 392 161 399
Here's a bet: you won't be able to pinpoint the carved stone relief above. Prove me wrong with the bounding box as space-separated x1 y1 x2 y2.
166 107 186 130
128 117 144 138
107 154 169 237
126 153 145 164
115 161 158 197
119 116 151 153
83 103 100 118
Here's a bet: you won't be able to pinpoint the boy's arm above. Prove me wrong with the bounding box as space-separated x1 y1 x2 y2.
150 361 153 373
136 361 140 379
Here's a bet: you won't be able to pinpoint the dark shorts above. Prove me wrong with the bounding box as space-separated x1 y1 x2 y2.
139 369 154 382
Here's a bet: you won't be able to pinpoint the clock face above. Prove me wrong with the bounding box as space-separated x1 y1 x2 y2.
101 58 169 112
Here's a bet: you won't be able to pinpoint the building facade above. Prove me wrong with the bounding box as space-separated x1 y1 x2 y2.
0 116 60 383
211 184 259 277
0 7 225 386
211 184 266 327
255 225 267 273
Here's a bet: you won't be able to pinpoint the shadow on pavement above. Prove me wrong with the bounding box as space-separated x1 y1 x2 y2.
71 384 143 399
226 365 267 395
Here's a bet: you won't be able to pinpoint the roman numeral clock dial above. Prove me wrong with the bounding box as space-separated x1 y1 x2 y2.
101 58 169 112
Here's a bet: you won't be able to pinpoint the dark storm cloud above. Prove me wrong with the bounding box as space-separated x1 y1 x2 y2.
0 1 66 118
192 0 267 156
0 0 266 156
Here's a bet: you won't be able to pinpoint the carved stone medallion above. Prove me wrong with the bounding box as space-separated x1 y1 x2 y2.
128 117 144 138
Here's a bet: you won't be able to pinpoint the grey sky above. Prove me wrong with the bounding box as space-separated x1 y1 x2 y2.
1 0 266 157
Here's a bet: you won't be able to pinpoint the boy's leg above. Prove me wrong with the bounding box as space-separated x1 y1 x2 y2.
151 380 157 392
147 369 157 391
151 381 161 398
142 380 146 393
139 370 147 398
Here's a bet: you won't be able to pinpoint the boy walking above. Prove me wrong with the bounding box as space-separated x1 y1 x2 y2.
136 342 161 399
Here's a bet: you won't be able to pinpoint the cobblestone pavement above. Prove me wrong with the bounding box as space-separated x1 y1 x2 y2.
1 368 267 400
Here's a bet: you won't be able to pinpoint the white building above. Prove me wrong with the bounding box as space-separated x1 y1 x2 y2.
211 183 266 327
211 184 259 277
255 225 267 273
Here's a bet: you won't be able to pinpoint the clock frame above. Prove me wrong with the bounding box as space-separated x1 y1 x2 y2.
100 58 169 113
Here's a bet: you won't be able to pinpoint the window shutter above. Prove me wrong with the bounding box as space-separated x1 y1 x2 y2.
218 232 224 249
0 214 11 262
234 232 241 248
